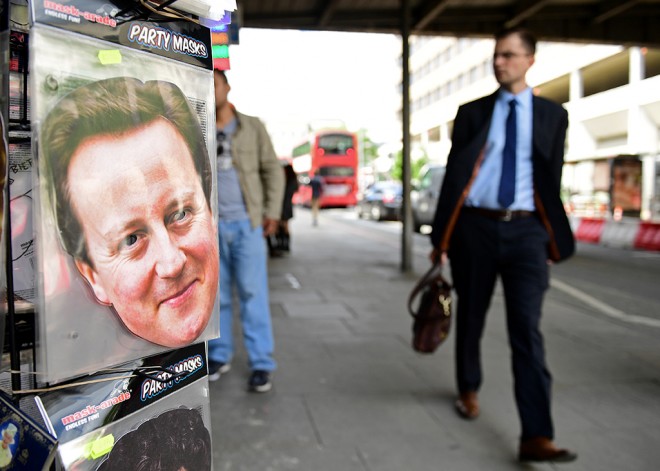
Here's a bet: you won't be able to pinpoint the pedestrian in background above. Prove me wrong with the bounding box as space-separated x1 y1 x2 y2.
268 162 298 257
280 163 299 251
310 174 323 226
430 27 576 463
208 69 284 393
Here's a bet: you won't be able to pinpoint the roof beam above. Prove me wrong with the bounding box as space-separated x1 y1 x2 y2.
413 0 451 31
240 3 660 46
593 0 641 24
318 0 342 27
505 0 552 28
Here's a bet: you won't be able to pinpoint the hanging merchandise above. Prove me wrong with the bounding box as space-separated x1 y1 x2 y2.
31 0 214 69
29 0 219 383
0 391 58 470
0 24 6 355
0 115 6 365
35 343 212 470
7 30 34 313
159 0 236 21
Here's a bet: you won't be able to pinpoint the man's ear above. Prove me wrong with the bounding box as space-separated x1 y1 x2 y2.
74 259 112 306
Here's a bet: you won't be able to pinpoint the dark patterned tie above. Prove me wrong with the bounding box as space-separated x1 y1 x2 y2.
498 99 517 208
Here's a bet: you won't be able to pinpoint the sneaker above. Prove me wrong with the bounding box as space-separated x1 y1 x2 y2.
248 370 272 393
208 361 230 382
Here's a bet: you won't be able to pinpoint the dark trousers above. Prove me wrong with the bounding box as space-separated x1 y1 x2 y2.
448 210 554 440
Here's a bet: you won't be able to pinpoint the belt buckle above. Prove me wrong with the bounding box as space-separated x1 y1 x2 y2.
501 209 513 222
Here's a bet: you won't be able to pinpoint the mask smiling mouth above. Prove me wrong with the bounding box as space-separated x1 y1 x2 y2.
160 280 197 308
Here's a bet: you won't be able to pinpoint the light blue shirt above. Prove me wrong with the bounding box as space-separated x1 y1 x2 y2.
217 117 249 221
465 87 535 211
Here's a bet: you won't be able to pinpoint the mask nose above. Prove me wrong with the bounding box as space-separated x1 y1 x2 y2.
153 230 186 278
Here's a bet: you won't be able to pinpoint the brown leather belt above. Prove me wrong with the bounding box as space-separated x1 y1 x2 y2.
463 206 535 222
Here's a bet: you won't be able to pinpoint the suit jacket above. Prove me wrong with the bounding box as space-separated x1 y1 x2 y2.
231 110 285 228
431 91 575 262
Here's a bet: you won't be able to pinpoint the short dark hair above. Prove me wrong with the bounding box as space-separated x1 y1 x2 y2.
495 27 537 55
40 77 212 266
97 407 211 471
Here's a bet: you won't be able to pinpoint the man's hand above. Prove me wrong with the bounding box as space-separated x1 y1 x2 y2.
263 217 279 237
429 248 448 265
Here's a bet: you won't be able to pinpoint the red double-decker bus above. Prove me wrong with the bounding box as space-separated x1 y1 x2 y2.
291 130 358 208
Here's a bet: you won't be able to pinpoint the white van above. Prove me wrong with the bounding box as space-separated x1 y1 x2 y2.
411 164 445 232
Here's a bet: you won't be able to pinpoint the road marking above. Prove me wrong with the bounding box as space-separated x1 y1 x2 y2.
551 278 660 328
631 252 660 260
284 273 301 290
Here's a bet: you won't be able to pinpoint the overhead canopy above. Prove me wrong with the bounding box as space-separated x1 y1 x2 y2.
239 0 660 47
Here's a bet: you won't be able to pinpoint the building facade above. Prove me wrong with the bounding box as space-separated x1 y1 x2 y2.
402 36 660 221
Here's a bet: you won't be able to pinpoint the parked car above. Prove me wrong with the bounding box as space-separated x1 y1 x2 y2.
357 181 403 221
411 164 445 232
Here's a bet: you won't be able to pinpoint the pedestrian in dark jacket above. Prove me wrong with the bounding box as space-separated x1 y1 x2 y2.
269 163 298 256
430 27 576 464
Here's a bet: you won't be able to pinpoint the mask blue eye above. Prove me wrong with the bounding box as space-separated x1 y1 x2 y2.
124 234 138 246
171 210 189 222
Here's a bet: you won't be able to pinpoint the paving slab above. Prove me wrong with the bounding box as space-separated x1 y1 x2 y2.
210 208 660 470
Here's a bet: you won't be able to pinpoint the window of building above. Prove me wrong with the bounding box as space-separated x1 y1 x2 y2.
582 51 628 97
428 126 441 142
469 65 478 83
644 48 660 78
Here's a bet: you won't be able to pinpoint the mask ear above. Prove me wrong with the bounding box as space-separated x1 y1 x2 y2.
75 259 112 306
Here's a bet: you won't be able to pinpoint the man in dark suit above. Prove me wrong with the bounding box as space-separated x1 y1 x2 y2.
430 27 576 463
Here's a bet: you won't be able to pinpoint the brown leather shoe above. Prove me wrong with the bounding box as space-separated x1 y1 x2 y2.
518 437 577 463
454 391 479 419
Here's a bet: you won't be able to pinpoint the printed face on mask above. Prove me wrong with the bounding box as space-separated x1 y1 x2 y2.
68 118 219 347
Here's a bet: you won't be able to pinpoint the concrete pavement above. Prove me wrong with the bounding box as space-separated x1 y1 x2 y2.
210 208 660 471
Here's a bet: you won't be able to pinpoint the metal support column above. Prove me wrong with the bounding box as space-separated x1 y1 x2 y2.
400 0 413 273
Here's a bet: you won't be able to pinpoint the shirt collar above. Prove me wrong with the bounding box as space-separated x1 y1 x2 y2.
220 116 238 135
498 86 532 108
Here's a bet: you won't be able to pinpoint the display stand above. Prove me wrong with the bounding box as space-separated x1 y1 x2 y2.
4 0 38 399
2 1 233 469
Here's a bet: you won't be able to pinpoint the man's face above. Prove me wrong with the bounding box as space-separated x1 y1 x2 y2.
213 72 230 109
68 118 219 347
493 33 535 93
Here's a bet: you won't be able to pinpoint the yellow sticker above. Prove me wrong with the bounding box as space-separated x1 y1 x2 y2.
98 50 122 65
84 434 115 460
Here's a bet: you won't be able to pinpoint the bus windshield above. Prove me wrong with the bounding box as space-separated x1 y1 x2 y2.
318 134 354 155
317 166 355 177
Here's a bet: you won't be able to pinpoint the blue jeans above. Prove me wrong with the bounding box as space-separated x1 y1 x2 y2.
207 219 276 372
